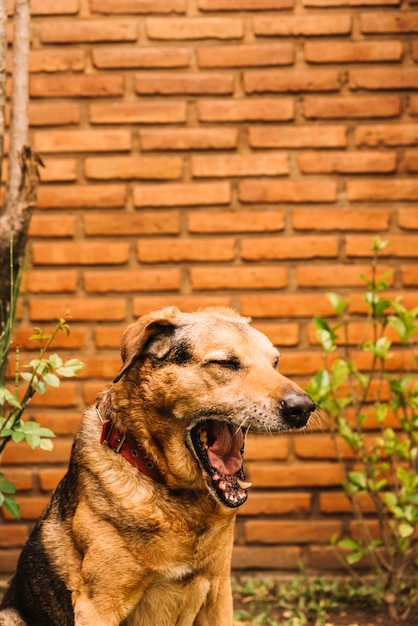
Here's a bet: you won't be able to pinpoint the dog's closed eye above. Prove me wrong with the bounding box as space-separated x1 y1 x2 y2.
207 358 240 371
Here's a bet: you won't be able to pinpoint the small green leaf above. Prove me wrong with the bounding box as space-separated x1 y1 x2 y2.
398 522 414 538
43 373 60 387
3 496 20 519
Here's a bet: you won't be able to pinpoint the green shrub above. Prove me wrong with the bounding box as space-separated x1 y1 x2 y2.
306 237 418 621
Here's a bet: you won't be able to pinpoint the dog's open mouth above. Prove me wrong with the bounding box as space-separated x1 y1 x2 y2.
190 420 251 508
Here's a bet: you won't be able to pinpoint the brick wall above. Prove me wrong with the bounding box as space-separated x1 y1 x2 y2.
1 0 417 576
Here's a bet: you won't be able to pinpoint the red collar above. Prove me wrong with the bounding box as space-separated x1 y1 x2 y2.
97 407 165 484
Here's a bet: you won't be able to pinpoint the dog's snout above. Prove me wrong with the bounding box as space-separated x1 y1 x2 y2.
280 392 315 429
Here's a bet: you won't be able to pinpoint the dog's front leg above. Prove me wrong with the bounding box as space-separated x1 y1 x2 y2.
193 575 233 626
73 595 122 626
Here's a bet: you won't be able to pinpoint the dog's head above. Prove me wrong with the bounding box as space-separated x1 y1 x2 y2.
112 306 314 509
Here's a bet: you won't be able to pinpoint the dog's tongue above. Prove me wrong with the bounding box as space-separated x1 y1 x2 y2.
207 422 243 475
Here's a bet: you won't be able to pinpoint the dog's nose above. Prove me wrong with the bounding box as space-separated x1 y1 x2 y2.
280 392 315 429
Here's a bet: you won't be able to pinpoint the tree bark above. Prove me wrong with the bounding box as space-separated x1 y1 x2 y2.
0 0 7 185
0 0 41 327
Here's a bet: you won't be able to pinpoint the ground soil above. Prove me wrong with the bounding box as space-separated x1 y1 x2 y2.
233 598 418 626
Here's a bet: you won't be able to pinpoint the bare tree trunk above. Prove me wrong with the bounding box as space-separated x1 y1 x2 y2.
0 0 7 184
0 0 42 326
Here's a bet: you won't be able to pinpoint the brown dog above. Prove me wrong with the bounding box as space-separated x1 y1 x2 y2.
0 307 314 626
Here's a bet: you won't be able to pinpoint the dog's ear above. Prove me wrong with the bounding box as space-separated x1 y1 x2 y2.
114 307 180 383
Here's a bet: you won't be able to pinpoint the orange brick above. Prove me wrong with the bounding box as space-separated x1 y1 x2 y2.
199 0 293 8
297 264 393 288
39 468 67 492
2 438 74 464
240 294 335 318
39 20 138 43
402 266 418 286
197 43 293 67
139 128 238 151
244 69 340 93
79 356 123 379
30 75 124 98
30 0 80 14
241 236 338 261
244 519 341 544
188 210 285 234
349 68 418 90
405 151 418 172
84 269 181 293
232 546 301 571
85 155 183 180
294 208 390 232
30 411 82 435
0 525 29 547
26 270 77 293
347 179 418 202
29 298 127 322
1 469 33 492
254 14 351 36
191 153 288 178
294 435 358 460
0 550 21 573
133 182 231 207
249 125 346 148
83 211 180 236
29 214 75 237
90 101 187 125
92 46 189 69
239 492 310 517
3 497 49 521
244 435 289 461
146 17 244 40
246 461 344 487
345 235 418 258
190 266 287 290
197 98 294 122
137 238 235 263
298 151 396 173
95 326 125 349
361 11 418 33
280 351 326 376
398 208 418 229
90 0 186 12
305 40 402 63
134 72 233 95
39 158 77 182
320 492 375 515
28 102 80 126
306 0 399 5
355 124 418 147
303 96 400 119
133 296 231 317
34 129 131 153
239 180 337 204
37 185 126 209
13 328 85 351
31 241 130 266
26 49 85 73
413 41 418 61
252 322 299 346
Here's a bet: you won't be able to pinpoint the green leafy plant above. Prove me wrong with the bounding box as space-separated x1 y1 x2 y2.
306 237 418 621
0 250 84 518
232 574 386 626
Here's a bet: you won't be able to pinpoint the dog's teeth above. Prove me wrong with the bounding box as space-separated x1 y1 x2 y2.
219 480 226 491
200 430 208 444
237 479 252 490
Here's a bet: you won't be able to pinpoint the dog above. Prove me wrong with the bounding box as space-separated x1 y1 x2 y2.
0 306 314 626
